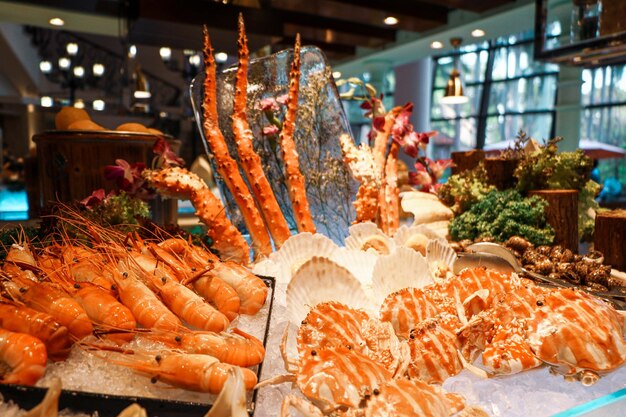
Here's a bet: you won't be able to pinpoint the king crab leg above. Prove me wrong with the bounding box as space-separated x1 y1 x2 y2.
279 35 316 233
202 26 272 259
232 15 292 249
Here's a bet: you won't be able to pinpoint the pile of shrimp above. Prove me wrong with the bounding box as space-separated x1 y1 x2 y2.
0 211 268 396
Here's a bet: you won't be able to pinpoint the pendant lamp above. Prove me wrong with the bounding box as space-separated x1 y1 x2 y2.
441 37 469 105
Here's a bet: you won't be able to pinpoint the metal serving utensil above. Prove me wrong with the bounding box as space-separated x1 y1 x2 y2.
453 242 626 310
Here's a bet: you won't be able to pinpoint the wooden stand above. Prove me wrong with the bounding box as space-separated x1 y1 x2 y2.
33 130 180 225
594 209 626 270
484 157 519 190
529 189 579 252
451 150 485 175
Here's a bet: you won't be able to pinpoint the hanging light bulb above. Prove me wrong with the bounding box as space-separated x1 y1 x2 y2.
66 42 79 56
39 60 53 74
441 37 469 105
92 63 105 76
58 57 71 70
159 47 172 62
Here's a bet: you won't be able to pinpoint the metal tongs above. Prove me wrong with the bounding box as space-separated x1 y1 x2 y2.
453 242 626 310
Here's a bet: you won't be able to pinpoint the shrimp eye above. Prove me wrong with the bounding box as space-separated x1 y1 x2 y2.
311 350 317 356
73 258 79 263
536 300 544 306
191 267 196 272
74 283 81 289
301 320 307 325
155 355 162 363
122 272 129 278
150 377 158 384
161 277 167 283
347 345 352 350
175 336 182 343
409 333 415 339
19 287 27 293
111 284 117 291
373 389 380 396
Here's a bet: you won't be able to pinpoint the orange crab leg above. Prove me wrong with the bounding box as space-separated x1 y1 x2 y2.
232 15 292 248
372 106 402 178
279 34 316 233
338 134 380 224
202 26 272 258
380 141 400 234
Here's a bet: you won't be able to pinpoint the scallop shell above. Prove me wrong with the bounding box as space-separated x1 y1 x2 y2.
268 232 339 284
286 256 370 325
371 247 432 306
393 225 440 255
422 220 450 239
426 238 457 280
252 258 280 278
401 191 453 225
330 247 378 286
344 222 396 255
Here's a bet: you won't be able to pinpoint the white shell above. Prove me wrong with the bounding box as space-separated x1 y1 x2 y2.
330 247 378 286
393 225 440 255
286 257 370 325
251 258 280 278
422 220 450 239
401 191 453 225
426 238 457 280
344 222 396 255
268 232 339 284
371 247 432 306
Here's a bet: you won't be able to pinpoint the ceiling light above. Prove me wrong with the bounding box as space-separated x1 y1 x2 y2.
93 99 105 111
188 54 201 67
66 42 78 56
471 29 486 38
92 63 105 76
40 96 53 107
73 66 85 78
49 17 64 26
215 52 228 64
58 57 71 70
134 91 151 99
159 47 172 61
332 71 342 79
430 41 444 49
39 60 52 74
128 45 137 58
383 16 398 26
74 99 85 109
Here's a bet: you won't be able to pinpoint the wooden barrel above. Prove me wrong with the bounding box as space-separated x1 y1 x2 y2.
33 130 180 225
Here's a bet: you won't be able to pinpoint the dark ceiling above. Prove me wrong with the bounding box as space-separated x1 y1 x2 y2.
8 0 517 61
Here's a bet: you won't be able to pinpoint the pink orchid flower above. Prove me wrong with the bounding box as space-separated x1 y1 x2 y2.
153 138 184 167
258 97 279 112
79 188 107 209
262 125 280 136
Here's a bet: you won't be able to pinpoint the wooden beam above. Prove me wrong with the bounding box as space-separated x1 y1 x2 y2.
329 0 449 23
136 0 397 41
415 0 514 13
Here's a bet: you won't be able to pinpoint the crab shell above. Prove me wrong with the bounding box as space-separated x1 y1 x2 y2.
358 379 466 417
526 288 626 385
296 347 392 413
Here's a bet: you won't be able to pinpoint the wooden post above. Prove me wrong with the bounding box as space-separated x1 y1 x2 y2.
451 150 485 175
594 209 626 270
529 189 579 252
484 157 519 190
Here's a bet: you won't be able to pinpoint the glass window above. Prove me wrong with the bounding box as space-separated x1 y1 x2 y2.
431 32 558 151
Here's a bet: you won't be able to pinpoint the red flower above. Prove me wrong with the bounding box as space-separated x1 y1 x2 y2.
80 188 107 209
153 138 184 167
262 125 280 136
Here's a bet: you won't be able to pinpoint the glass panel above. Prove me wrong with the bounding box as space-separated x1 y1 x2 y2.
583 65 626 105
485 113 553 145
431 117 478 150
488 75 557 113
492 43 558 81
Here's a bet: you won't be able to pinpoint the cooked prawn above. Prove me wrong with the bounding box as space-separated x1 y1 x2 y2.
214 260 268 315
100 349 257 394
0 328 47 386
2 275 93 340
110 262 182 332
149 327 264 367
0 301 72 361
